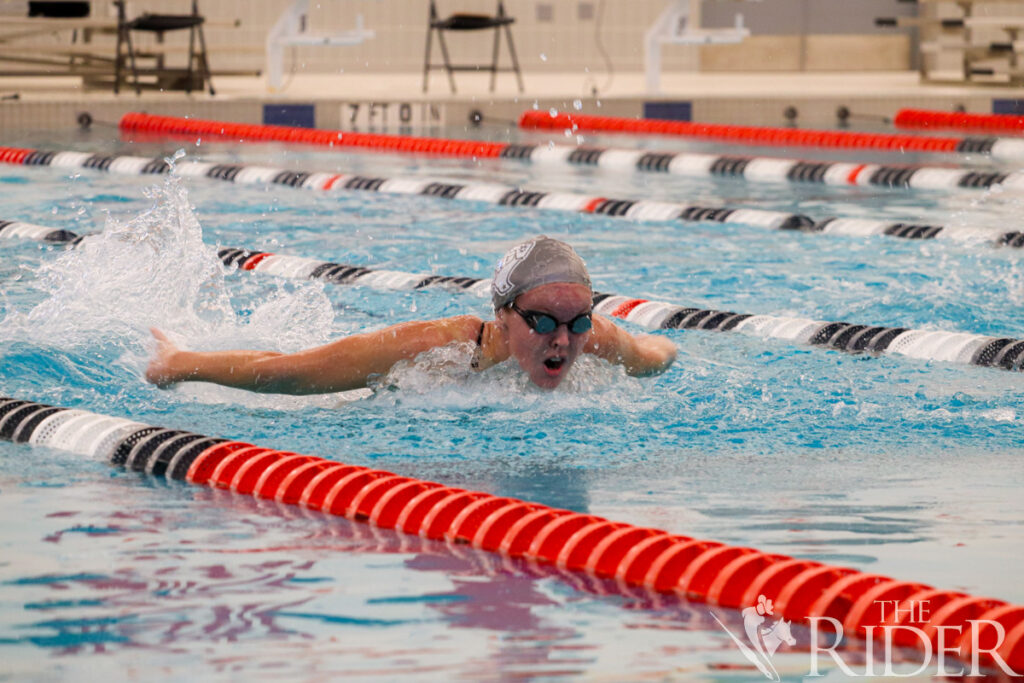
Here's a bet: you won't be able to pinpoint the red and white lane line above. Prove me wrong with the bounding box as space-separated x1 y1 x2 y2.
5 146 1024 247
0 146 810 232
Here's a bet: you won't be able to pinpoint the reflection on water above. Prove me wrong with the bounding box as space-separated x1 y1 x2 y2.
0 471 734 679
0 450 1012 680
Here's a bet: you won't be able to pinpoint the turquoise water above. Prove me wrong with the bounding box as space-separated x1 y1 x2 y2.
1 129 1023 680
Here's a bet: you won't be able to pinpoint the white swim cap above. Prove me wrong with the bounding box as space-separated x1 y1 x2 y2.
491 236 591 310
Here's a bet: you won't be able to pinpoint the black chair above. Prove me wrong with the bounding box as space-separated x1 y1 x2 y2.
423 0 523 93
114 0 214 95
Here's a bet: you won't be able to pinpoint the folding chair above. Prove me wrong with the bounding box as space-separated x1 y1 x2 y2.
423 0 523 93
114 0 214 95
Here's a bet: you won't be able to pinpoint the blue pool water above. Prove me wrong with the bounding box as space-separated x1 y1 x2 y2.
1 127 1023 680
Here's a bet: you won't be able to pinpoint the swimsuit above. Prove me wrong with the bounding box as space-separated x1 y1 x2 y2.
471 322 484 370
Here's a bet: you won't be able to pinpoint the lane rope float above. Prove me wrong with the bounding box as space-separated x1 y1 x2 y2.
0 146 810 232
6 218 1024 375
118 113 1024 194
1 146 1021 249
0 395 1021 675
518 110 1024 163
894 109 1024 135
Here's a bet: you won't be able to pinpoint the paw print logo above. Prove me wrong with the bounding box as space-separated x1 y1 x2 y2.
756 595 774 617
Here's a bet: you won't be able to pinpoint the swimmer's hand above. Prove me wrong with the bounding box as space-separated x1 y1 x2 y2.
632 334 677 376
585 316 677 377
145 327 184 387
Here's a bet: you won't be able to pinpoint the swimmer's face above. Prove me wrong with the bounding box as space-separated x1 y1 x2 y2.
498 282 593 390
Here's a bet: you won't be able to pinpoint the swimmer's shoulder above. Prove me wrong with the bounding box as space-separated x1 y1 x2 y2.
441 314 486 343
398 314 483 346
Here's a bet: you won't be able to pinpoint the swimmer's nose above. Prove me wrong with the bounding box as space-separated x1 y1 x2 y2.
550 325 570 347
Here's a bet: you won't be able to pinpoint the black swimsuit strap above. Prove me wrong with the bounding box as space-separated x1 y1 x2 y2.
471 322 485 370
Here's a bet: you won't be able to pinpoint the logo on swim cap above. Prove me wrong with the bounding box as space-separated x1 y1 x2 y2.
491 239 537 299
491 236 591 311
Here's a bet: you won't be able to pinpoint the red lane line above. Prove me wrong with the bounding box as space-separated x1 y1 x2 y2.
186 441 254 485
519 110 964 154
894 108 1024 134
119 113 508 159
644 539 723 593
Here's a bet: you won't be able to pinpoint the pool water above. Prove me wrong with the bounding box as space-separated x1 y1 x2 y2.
1 128 1023 681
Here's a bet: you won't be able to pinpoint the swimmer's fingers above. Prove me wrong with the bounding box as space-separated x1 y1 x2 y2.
149 327 179 352
146 328 181 387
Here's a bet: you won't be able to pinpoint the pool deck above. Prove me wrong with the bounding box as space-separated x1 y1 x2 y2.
2 70 1024 134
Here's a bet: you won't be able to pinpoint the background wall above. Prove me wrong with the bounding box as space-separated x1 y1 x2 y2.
50 0 921 78
15 0 1022 79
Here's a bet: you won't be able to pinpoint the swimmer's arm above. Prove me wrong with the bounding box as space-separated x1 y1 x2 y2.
146 316 482 394
584 315 677 377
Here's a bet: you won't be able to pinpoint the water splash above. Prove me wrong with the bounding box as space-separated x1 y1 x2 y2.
2 174 230 344
0 173 336 399
371 341 647 411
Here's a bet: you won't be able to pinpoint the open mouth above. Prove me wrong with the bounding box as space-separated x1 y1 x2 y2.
543 357 565 371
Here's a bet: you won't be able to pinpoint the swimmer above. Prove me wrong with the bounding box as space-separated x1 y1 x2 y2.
146 236 677 393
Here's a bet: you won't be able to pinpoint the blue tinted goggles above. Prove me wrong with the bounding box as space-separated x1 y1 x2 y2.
509 302 593 335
